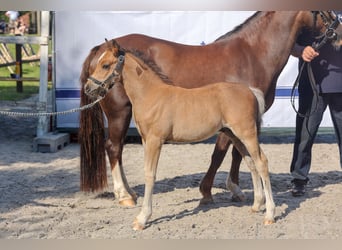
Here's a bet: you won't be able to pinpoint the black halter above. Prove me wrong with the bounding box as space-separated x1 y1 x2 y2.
312 11 341 50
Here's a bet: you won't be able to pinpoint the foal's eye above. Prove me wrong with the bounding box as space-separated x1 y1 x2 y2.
102 64 110 70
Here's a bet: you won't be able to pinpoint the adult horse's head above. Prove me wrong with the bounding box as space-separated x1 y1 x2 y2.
84 39 124 99
313 11 342 50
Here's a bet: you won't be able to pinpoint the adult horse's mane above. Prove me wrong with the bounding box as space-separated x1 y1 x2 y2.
214 11 263 41
119 46 173 84
80 45 101 84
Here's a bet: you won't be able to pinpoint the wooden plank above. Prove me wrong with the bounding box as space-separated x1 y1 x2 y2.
0 56 51 68
0 36 49 45
0 44 14 73
0 77 40 82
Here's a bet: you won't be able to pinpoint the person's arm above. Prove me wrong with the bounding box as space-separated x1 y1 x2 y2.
291 43 319 62
291 43 305 58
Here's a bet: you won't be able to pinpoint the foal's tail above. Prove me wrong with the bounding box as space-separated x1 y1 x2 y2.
79 45 108 192
249 87 265 131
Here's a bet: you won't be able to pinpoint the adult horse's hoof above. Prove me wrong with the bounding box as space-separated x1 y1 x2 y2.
199 196 214 205
133 219 145 231
231 193 246 202
119 198 137 207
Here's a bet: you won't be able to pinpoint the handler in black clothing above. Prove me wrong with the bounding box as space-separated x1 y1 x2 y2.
290 13 342 197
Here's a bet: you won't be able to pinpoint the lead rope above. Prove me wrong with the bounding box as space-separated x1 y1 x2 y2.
291 9 340 116
290 60 319 118
0 96 103 117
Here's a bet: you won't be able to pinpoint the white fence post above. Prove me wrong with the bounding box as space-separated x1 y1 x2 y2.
36 11 50 136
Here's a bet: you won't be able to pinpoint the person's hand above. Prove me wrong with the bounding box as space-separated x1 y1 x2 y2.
301 46 319 62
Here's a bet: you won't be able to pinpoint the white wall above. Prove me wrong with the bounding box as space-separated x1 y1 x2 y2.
54 11 333 129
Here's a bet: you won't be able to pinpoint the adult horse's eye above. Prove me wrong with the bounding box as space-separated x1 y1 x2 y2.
102 64 110 70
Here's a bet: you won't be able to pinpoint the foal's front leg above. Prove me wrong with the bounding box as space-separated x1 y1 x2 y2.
133 136 163 230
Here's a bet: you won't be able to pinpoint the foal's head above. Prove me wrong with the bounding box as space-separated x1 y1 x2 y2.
84 40 124 98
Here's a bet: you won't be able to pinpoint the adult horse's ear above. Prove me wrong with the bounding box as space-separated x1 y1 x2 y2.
112 39 120 50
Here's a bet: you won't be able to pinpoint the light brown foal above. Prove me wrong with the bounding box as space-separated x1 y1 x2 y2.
85 41 275 230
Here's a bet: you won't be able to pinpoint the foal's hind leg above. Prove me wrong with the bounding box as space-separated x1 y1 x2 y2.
252 148 275 224
240 138 275 224
199 132 231 204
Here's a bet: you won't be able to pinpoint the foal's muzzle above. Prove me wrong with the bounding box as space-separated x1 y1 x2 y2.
84 81 109 99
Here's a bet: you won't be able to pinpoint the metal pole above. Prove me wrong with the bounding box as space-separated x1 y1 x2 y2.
15 41 23 92
36 11 50 137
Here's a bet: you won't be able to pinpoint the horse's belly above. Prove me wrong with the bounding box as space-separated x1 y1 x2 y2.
169 122 221 143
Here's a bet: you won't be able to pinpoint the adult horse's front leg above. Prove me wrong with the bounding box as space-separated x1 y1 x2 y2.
200 132 245 203
101 85 137 206
226 147 246 202
199 132 231 204
106 133 137 206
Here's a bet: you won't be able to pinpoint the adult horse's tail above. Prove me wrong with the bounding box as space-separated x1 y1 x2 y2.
79 45 107 192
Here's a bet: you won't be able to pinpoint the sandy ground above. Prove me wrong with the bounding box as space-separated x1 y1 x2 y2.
1 98 342 239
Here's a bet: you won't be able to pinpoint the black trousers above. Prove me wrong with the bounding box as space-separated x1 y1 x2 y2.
290 85 342 180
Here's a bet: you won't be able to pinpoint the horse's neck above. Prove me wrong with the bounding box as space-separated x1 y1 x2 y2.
122 54 166 103
246 12 302 61
225 12 310 72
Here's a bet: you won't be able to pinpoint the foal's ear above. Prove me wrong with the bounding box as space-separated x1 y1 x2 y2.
108 39 125 56
112 39 120 50
104 38 111 48
104 38 119 52
111 40 125 57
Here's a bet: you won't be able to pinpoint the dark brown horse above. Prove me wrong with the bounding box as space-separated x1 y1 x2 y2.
79 11 342 206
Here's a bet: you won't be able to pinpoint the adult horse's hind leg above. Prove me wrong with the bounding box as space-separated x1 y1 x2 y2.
199 132 231 204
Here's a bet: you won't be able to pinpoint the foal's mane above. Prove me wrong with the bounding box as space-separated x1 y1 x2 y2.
214 11 263 41
121 47 173 84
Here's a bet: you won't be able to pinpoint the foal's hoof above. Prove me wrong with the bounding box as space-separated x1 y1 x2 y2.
250 207 260 213
133 219 145 231
119 198 136 207
263 219 275 225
